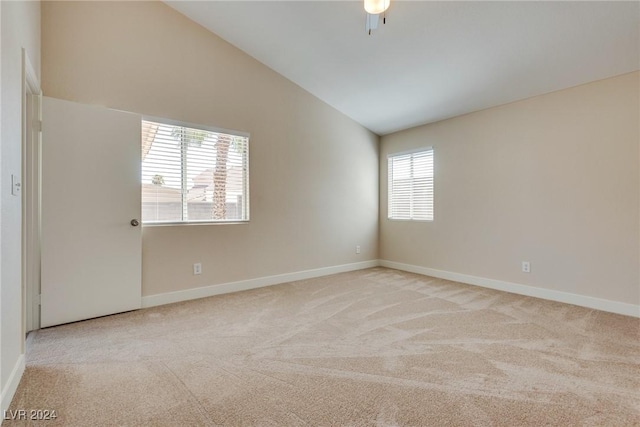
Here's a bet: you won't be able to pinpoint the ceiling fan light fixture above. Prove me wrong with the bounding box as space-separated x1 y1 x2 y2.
364 0 390 15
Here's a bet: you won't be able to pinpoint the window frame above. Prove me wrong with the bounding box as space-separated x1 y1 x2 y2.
387 146 434 222
141 115 250 226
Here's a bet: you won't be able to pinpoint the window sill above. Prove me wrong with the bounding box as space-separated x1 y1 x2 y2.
142 220 250 227
387 218 434 222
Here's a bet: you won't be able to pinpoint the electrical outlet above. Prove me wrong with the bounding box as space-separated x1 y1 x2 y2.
193 263 202 275
356 245 361 254
11 174 21 196
522 261 530 273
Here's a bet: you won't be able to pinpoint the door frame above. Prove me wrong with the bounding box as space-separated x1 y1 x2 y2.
22 48 42 335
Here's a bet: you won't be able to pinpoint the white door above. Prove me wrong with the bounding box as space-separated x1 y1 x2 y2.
41 97 142 327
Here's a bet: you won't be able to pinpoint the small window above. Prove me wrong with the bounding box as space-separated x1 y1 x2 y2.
141 119 249 224
388 148 434 221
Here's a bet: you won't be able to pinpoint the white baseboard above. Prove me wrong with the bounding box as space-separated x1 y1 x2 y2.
141 258 639 318
380 260 639 318
1 354 25 424
142 260 380 308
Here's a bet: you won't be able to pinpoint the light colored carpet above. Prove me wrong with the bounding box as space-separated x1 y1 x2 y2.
6 267 640 426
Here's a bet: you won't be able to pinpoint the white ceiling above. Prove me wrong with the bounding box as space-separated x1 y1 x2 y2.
165 1 640 135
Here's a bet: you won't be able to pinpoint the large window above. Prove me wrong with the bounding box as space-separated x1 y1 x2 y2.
141 119 249 224
388 148 434 221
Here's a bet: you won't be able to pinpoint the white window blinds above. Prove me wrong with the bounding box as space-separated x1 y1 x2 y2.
388 148 434 221
141 120 249 224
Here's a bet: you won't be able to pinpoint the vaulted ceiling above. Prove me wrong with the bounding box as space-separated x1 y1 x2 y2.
166 1 640 135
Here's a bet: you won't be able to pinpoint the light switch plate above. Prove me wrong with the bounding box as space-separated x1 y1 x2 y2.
11 174 21 196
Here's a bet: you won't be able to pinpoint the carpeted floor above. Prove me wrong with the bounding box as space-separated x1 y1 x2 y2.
6 267 640 426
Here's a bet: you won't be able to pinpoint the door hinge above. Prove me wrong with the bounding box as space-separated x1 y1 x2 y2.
34 120 42 133
36 294 41 306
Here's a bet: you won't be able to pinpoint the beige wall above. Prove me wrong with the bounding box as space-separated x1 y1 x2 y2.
1 0 40 411
40 2 639 308
41 1 379 297
381 72 640 305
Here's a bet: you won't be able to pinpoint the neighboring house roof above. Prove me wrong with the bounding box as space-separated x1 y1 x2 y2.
141 183 181 203
192 166 244 195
